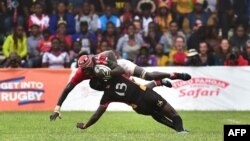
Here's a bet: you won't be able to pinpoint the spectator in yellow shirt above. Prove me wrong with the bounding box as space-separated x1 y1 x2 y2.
154 2 172 33
2 25 27 59
155 43 169 66
172 0 194 28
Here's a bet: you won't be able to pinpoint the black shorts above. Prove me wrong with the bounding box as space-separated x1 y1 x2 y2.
133 89 167 115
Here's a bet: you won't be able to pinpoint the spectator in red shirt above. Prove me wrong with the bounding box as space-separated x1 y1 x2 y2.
169 36 188 66
224 47 248 66
37 30 52 53
28 2 49 32
49 20 72 51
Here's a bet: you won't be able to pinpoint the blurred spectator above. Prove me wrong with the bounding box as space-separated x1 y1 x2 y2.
135 45 157 66
116 23 144 62
198 41 215 66
96 40 111 54
98 5 120 32
204 0 217 26
224 47 248 66
218 0 248 38
36 0 54 15
67 0 84 12
248 0 250 25
159 20 186 54
69 40 81 64
120 2 133 23
120 2 133 33
28 2 49 32
3 52 22 68
89 0 125 14
1 0 25 35
71 21 97 54
27 24 43 68
187 24 207 51
49 20 72 51
183 0 212 34
172 0 194 28
155 43 169 66
233 0 249 30
185 48 202 66
70 50 88 68
136 0 155 35
169 36 187 66
133 19 143 35
214 39 232 65
89 3 99 32
2 25 27 59
89 0 104 14
143 22 162 53
229 24 249 52
75 1 99 33
111 0 132 15
42 37 70 68
205 25 220 53
48 1 75 35
154 2 172 33
205 0 217 13
98 22 118 50
242 40 250 64
37 30 52 53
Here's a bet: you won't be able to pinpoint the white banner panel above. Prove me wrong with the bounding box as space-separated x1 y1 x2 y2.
61 67 250 111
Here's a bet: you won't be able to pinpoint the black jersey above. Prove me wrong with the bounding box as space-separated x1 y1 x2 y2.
100 76 145 106
99 75 167 115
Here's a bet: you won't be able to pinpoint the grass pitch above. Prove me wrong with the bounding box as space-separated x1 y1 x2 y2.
0 111 250 141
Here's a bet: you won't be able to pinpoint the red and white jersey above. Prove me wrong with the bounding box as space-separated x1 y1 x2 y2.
94 55 109 65
42 52 70 69
28 14 49 31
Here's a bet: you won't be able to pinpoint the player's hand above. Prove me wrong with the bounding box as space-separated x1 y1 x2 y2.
76 122 87 130
50 112 61 121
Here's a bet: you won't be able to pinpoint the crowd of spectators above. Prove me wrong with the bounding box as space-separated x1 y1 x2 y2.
0 0 250 68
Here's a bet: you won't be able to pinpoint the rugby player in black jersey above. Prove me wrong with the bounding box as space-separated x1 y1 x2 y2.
76 76 189 133
50 50 191 122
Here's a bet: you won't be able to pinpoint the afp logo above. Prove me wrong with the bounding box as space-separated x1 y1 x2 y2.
224 125 250 141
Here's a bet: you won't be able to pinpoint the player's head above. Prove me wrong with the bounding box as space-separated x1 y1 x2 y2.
78 55 94 69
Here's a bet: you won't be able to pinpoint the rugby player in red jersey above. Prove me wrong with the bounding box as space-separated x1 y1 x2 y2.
50 51 191 121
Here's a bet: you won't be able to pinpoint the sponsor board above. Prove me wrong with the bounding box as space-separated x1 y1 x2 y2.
0 69 70 111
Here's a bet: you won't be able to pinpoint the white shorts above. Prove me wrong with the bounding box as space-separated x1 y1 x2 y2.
117 59 137 76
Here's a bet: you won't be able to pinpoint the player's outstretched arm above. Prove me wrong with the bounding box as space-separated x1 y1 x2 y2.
50 82 76 121
109 63 125 76
98 50 117 63
77 105 107 129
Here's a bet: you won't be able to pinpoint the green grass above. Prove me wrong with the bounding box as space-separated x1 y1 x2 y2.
0 111 250 141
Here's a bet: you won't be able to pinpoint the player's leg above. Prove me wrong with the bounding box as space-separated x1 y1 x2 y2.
134 66 191 81
144 80 172 89
143 89 187 132
151 111 175 130
160 102 185 132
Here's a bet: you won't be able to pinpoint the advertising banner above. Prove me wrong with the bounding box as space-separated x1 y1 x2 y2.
62 67 250 111
1 67 250 111
0 69 70 111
